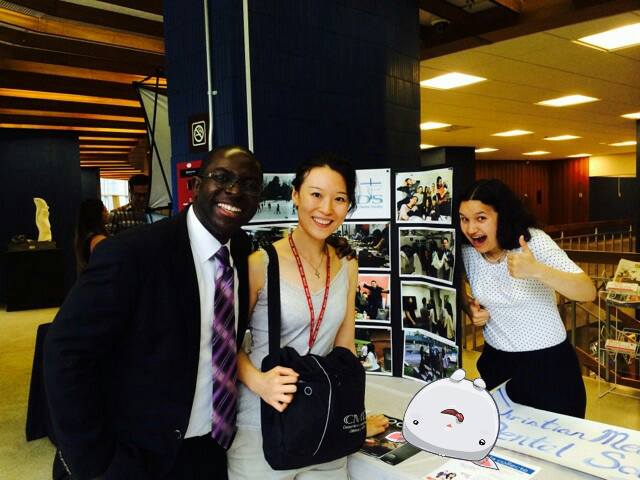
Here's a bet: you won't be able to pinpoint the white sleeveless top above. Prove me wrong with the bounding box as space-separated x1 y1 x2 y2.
462 228 583 352
236 249 349 429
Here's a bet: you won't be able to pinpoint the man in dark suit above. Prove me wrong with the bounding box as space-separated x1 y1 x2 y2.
43 146 263 480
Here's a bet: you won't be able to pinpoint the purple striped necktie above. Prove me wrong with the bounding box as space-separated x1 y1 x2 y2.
210 245 237 449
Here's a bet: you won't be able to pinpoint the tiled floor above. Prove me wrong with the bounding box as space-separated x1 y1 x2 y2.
1 307 638 479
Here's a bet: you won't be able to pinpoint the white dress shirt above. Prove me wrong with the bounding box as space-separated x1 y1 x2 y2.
185 206 239 438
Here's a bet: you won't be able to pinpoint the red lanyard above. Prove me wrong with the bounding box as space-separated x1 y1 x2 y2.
288 234 331 350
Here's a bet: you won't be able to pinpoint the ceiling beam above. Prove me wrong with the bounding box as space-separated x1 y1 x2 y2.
490 0 523 14
0 43 163 77
0 6 164 53
418 0 473 25
92 0 163 16
0 70 140 101
0 58 165 86
0 25 164 69
0 114 146 130
0 96 143 117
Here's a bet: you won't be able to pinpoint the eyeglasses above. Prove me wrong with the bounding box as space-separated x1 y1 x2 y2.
198 170 262 195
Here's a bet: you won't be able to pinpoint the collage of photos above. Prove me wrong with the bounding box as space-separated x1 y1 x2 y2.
336 223 390 270
395 167 453 224
403 328 459 383
355 326 392 376
399 227 455 284
356 274 390 322
251 173 297 222
401 281 456 342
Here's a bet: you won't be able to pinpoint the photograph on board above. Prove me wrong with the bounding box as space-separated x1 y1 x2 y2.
401 281 456 342
356 274 390 323
403 328 458 383
336 222 390 270
395 167 453 224
351 168 391 220
243 223 296 252
251 173 297 222
355 326 392 376
399 227 455 284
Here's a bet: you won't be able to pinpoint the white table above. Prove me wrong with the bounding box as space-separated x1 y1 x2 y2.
348 375 601 480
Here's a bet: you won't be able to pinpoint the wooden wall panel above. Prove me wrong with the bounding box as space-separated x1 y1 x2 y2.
549 157 590 225
475 158 590 226
475 161 550 226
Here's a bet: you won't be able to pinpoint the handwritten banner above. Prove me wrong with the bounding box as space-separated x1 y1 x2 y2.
492 384 640 479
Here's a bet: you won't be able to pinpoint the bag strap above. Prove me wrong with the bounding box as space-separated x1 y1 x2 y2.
263 244 281 355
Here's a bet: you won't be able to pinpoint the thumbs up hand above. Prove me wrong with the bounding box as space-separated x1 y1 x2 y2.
507 235 539 279
468 298 490 327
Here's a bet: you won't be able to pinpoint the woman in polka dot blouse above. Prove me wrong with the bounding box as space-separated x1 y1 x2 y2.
458 179 596 418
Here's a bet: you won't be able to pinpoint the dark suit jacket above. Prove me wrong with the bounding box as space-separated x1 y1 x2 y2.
43 209 251 480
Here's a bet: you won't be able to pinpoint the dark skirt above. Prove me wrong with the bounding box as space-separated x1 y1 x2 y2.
477 337 586 418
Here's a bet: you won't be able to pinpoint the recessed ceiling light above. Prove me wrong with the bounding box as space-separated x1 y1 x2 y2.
567 153 591 158
475 148 498 153
420 72 487 90
492 130 533 137
523 151 550 156
576 23 640 51
420 144 435 149
621 112 640 119
420 121 451 130
536 95 599 107
609 141 637 147
544 135 581 141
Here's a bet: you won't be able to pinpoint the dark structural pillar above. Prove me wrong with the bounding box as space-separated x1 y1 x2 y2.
636 120 640 252
163 0 421 175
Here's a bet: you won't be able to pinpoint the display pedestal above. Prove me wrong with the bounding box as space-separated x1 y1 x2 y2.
3 248 65 311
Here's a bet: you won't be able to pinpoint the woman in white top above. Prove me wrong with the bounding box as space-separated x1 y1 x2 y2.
228 154 359 478
459 179 595 418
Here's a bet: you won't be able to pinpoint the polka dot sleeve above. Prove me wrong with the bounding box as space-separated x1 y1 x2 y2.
527 229 583 274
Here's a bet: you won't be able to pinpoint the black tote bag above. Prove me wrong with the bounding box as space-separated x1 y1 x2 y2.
260 244 366 470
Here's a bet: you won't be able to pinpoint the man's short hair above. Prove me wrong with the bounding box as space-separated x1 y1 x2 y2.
128 174 150 190
198 145 263 178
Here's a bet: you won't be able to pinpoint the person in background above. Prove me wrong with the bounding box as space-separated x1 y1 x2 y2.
44 146 262 480
362 342 381 372
363 280 389 320
419 297 432 332
459 178 595 418
107 173 151 234
74 198 109 273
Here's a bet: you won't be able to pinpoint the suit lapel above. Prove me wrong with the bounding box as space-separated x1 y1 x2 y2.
171 210 201 387
230 231 251 346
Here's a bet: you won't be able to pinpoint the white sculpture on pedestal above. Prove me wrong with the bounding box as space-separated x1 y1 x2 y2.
34 197 53 242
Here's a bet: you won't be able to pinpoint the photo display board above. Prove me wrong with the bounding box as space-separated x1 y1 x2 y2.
245 166 461 380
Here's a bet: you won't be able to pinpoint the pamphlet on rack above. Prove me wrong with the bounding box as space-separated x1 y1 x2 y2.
359 416 421 465
424 453 540 479
606 258 640 304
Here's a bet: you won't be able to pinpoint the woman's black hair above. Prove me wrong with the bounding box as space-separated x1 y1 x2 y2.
457 178 537 250
75 199 108 271
291 153 357 213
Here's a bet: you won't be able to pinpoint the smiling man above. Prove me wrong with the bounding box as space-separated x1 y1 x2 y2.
44 146 262 480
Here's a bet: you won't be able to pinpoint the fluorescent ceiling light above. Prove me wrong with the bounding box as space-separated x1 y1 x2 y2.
523 151 550 156
621 112 640 119
420 121 451 130
475 148 498 153
536 95 599 107
544 135 581 141
420 144 435 149
492 130 533 137
576 23 640 51
420 72 487 90
609 141 636 147
567 153 591 158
